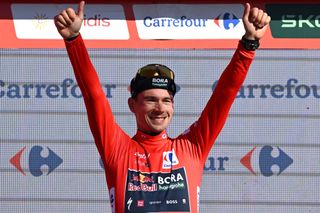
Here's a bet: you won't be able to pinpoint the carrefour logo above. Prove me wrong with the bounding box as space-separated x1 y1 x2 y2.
142 13 241 30
204 156 229 171
162 149 179 169
10 146 63 177
0 78 116 99
134 4 244 39
241 146 293 177
214 13 240 30
143 16 208 28
212 78 320 99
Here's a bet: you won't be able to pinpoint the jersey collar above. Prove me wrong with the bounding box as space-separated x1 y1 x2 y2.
133 129 168 143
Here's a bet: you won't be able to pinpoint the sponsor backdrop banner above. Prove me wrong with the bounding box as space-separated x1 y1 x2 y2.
11 4 129 40
266 4 320 38
1 0 320 213
0 0 319 48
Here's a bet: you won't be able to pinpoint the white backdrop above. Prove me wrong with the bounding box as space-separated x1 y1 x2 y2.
1 48 320 212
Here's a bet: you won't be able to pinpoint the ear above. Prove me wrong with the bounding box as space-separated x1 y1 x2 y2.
128 97 135 113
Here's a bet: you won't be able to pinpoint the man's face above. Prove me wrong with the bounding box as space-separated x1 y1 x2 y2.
129 89 174 135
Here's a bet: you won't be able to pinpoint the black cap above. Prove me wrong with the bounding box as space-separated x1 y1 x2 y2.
130 64 176 98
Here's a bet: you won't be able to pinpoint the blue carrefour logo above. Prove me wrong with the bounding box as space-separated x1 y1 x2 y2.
241 146 293 177
10 146 63 177
214 13 240 30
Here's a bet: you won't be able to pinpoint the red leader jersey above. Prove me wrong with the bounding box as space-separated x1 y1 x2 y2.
65 35 254 213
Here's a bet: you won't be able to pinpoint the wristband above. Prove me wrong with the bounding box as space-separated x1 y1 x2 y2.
240 36 260 51
66 34 79 42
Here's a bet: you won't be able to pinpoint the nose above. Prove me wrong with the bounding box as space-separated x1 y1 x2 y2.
154 101 165 112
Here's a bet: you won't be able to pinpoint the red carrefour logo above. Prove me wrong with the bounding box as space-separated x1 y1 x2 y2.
241 146 293 177
10 146 63 177
214 12 241 30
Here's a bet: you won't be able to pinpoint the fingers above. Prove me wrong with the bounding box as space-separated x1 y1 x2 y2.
54 2 84 38
77 1 85 19
249 7 271 29
63 9 75 25
54 16 66 30
54 8 77 28
264 15 271 27
54 1 85 29
242 3 251 21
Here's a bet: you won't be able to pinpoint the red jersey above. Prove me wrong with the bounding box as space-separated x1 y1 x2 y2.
65 35 254 213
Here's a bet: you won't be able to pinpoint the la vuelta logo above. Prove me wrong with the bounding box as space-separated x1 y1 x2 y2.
241 146 293 177
10 146 63 177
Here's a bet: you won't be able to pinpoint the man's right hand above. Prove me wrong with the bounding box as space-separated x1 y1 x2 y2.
54 1 85 39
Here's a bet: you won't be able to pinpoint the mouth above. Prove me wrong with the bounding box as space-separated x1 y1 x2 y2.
150 116 166 120
149 114 168 123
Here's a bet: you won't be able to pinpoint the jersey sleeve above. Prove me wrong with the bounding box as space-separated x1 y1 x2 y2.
65 34 127 167
184 42 255 163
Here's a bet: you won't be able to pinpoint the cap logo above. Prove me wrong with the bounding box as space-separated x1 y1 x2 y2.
152 78 169 87
152 78 168 83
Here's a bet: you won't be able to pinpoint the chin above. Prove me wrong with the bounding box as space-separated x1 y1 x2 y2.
148 125 167 134
150 127 165 133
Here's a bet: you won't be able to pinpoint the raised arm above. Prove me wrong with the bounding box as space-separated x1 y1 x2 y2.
54 1 124 167
185 3 271 162
54 1 104 100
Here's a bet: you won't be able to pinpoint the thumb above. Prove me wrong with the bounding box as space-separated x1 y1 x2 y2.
242 3 250 21
77 1 85 19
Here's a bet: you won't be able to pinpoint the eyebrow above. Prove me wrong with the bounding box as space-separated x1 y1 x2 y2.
143 95 173 101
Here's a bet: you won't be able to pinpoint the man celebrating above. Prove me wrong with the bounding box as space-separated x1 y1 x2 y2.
55 1 270 212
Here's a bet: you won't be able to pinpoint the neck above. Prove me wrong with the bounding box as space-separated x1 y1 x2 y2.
138 129 164 136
